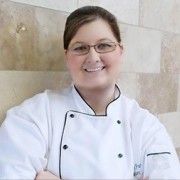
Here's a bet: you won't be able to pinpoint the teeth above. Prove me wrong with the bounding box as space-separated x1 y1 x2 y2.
85 67 103 72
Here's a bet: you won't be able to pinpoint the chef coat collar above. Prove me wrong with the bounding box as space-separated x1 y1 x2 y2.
72 84 121 116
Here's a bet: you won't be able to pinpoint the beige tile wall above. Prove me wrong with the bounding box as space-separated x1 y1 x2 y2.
10 0 78 12
158 112 180 148
120 24 161 73
0 0 180 147
0 0 67 71
93 0 139 25
178 75 180 111
140 0 180 34
0 71 72 124
161 33 180 73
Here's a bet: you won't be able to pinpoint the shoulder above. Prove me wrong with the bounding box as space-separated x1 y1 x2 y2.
120 94 174 152
120 95 173 152
9 86 72 111
5 86 73 124
120 94 163 131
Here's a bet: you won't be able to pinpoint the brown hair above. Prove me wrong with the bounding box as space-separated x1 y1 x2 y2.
63 6 121 50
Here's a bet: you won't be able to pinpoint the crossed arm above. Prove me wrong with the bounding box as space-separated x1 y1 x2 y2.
35 171 149 180
36 171 60 180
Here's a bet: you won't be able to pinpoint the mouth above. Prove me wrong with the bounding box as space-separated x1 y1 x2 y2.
84 66 105 72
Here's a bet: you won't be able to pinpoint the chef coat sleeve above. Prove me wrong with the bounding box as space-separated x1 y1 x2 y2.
142 118 180 179
0 92 50 179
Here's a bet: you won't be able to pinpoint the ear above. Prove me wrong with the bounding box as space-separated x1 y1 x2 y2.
117 44 124 65
118 44 123 55
120 45 124 51
64 49 69 69
64 49 67 55
119 43 124 50
64 49 68 61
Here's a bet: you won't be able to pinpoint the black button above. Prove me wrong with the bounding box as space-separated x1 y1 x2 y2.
70 114 75 118
118 153 123 158
63 144 68 149
117 120 121 124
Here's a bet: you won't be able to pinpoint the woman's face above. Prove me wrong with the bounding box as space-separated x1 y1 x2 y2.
65 19 123 90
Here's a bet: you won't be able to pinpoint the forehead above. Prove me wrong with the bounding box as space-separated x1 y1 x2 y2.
69 19 117 45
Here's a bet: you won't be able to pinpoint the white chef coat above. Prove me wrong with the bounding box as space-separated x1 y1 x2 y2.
0 84 180 179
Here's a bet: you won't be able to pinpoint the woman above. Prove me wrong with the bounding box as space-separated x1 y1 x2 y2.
0 6 180 179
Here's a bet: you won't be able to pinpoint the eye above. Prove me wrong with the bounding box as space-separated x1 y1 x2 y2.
72 45 88 52
97 42 114 50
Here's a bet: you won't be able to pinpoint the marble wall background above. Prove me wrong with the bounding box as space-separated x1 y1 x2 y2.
0 0 180 149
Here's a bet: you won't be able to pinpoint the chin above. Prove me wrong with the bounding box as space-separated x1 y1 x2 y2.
78 80 113 90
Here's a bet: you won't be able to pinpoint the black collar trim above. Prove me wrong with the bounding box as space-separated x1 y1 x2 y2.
73 84 121 116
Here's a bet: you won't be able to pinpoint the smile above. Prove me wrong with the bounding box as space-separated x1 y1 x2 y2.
84 66 105 72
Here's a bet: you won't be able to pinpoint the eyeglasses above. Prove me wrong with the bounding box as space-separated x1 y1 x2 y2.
67 42 121 55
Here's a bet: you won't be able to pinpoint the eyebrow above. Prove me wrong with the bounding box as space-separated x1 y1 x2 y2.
70 38 114 46
97 38 113 42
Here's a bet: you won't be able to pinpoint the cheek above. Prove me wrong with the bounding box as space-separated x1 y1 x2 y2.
66 55 80 72
103 52 122 68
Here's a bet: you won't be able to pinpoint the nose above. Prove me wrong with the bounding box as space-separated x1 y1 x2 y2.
85 46 101 63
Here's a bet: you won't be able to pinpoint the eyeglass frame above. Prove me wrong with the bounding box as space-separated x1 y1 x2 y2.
66 41 123 55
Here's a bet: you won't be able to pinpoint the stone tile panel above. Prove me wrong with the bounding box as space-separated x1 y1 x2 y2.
137 73 178 114
0 0 67 70
158 112 180 148
161 33 180 73
140 0 180 34
117 73 139 100
120 24 161 73
178 75 180 111
94 0 139 25
0 71 72 124
10 0 78 12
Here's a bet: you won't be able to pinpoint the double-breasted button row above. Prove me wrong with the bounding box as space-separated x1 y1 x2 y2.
69 113 121 125
63 145 123 160
117 120 122 158
65 113 74 150
65 114 123 159
63 144 68 149
64 113 74 150
118 153 123 158
117 120 121 124
69 113 75 118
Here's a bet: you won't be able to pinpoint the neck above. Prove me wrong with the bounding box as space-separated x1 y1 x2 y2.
75 84 116 115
